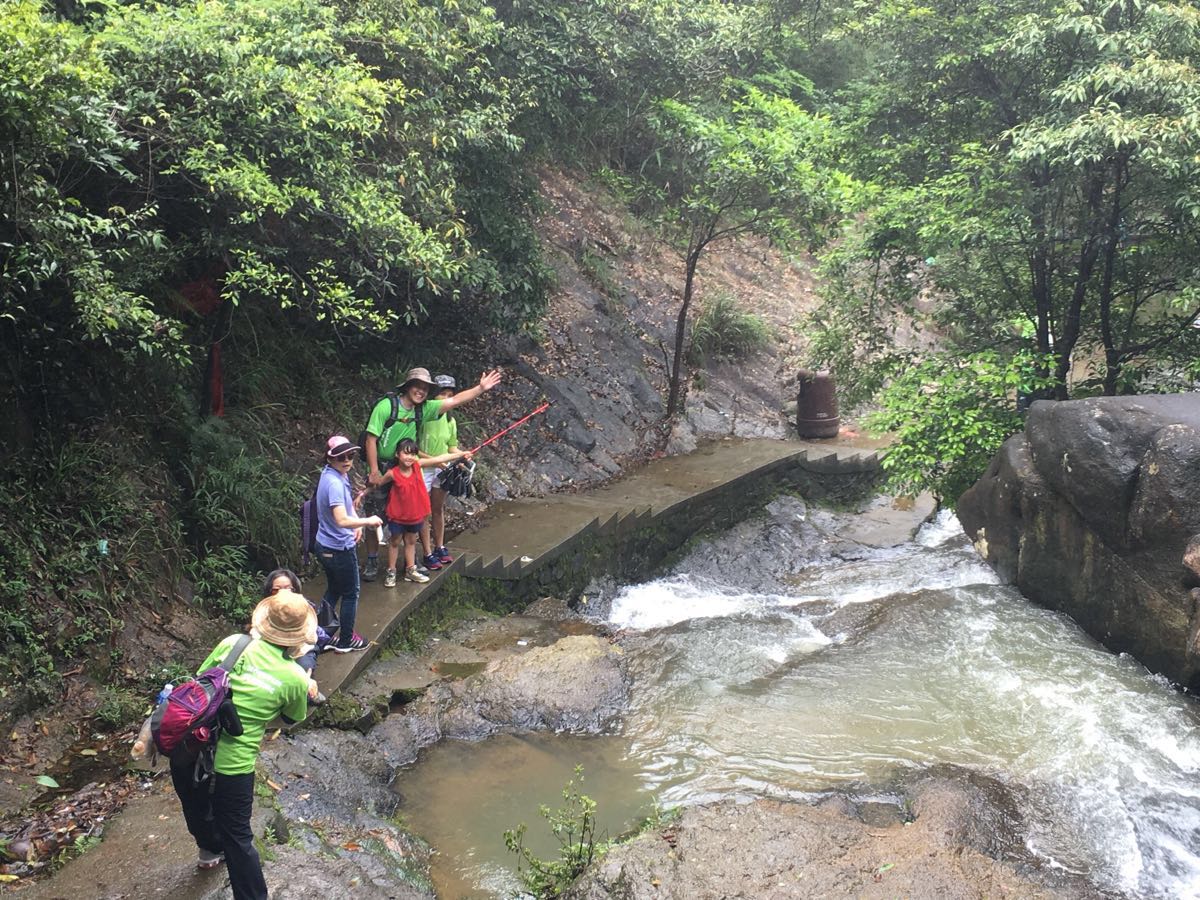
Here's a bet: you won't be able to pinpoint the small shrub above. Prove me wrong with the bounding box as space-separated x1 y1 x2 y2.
94 686 145 728
577 244 621 304
505 766 603 898
688 293 771 365
188 545 260 622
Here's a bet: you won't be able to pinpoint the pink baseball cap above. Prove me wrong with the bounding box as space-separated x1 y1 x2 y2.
326 435 360 457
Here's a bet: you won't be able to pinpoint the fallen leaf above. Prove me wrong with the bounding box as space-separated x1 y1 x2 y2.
266 779 283 792
343 841 363 851
35 775 59 789
79 749 98 757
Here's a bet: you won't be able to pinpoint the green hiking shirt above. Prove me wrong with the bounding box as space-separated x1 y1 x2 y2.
198 635 309 775
420 413 458 458
366 397 445 467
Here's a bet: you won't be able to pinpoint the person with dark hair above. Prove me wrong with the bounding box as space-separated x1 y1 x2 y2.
316 435 382 653
171 591 312 898
382 438 471 586
263 568 327 703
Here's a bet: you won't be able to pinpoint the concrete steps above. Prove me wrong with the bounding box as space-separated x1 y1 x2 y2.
313 437 882 695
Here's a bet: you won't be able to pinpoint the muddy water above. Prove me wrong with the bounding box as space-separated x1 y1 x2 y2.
393 511 1200 899
395 733 652 898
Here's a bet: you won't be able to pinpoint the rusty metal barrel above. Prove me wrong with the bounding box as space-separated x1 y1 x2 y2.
796 369 840 439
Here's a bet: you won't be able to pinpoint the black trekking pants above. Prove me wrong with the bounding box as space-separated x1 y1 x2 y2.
170 759 267 900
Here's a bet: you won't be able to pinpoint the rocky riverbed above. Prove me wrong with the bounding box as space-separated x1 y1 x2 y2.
28 488 1190 899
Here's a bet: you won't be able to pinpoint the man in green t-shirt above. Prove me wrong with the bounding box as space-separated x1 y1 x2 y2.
170 591 313 898
361 365 502 579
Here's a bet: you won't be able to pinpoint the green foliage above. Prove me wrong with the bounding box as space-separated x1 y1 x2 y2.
688 293 771 365
0 0 176 360
644 86 848 414
182 418 306 564
868 351 1056 504
187 544 260 623
94 686 145 729
504 766 603 898
0 439 170 705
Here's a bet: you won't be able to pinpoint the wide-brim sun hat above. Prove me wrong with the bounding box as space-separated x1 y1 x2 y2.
251 590 318 648
400 367 436 391
326 435 360 457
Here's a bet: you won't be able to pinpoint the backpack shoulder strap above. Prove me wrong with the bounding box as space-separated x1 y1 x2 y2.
384 392 400 430
415 399 424 441
219 634 254 673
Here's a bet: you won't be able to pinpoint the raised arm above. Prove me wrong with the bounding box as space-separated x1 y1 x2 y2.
439 369 502 412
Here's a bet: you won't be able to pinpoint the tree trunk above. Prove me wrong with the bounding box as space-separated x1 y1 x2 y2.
666 249 701 419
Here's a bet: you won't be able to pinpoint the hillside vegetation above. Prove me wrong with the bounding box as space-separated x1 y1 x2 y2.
3 0 1200 728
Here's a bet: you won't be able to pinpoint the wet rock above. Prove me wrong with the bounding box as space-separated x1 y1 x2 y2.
1182 535 1200 587
200 839 433 900
959 394 1200 688
259 730 399 825
567 772 1092 900
345 654 438 705
410 635 629 740
469 635 628 732
368 713 442 769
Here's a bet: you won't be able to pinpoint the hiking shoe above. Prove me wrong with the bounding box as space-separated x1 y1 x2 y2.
333 635 369 653
197 849 225 870
435 546 454 563
422 554 443 571
363 557 379 582
404 566 430 584
383 568 397 588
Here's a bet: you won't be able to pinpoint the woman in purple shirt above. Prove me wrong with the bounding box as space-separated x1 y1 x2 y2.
316 436 382 652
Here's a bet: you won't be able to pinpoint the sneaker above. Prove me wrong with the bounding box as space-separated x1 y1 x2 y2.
404 566 430 584
332 634 369 653
422 554 443 571
363 556 379 582
435 546 454 563
197 849 225 870
383 568 397 588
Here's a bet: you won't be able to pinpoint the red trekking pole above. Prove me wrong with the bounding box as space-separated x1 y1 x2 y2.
469 402 551 453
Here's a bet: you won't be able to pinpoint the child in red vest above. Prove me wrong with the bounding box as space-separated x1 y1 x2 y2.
384 438 471 585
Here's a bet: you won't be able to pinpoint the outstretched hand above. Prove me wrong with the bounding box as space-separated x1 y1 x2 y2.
478 368 503 392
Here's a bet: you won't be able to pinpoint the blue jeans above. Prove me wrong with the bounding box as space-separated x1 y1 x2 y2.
317 543 359 647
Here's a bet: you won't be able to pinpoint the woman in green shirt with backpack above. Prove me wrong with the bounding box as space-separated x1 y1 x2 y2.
171 591 312 899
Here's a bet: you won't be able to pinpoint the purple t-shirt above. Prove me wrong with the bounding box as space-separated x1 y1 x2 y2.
316 465 357 550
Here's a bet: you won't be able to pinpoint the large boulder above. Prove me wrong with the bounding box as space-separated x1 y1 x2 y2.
385 635 631 745
959 394 1200 688
566 771 1091 899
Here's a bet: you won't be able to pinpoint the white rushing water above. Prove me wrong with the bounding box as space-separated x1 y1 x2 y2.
607 513 1200 899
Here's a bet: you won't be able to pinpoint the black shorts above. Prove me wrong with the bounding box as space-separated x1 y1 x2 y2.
387 520 424 536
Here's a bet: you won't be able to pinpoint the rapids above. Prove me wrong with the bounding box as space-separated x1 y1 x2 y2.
394 504 1200 899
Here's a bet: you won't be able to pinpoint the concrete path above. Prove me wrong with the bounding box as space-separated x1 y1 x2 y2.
314 437 880 697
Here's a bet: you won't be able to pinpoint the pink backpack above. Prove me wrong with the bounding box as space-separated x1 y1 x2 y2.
150 635 252 758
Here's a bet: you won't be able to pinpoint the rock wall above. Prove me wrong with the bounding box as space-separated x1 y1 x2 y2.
958 394 1200 689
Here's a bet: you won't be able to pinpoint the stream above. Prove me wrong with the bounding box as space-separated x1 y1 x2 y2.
392 503 1200 900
